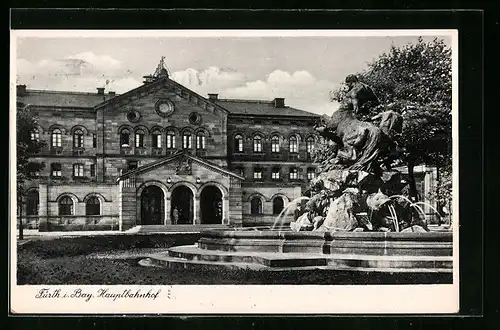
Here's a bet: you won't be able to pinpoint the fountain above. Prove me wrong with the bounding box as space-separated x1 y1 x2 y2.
142 75 453 281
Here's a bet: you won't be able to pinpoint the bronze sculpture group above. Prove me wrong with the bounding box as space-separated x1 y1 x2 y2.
290 74 429 233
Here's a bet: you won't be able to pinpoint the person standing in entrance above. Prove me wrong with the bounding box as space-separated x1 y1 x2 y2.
172 207 179 225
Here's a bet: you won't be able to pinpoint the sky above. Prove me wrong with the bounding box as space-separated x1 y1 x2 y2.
15 33 452 115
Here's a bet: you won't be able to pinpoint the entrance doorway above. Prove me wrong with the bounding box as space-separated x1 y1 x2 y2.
200 186 223 224
171 186 194 224
140 185 164 225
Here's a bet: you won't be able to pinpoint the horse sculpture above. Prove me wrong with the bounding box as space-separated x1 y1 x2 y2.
315 106 385 173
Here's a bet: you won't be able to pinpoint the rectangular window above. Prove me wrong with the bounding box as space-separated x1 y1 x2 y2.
73 134 84 148
52 131 62 147
135 133 144 148
92 134 97 148
253 139 262 152
167 134 176 149
289 168 299 180
271 169 280 180
197 135 206 150
73 164 84 177
31 130 39 142
253 169 262 180
51 163 62 177
90 164 96 177
183 134 192 149
307 168 316 180
289 140 298 153
271 141 280 153
237 139 243 152
152 134 162 148
120 132 130 147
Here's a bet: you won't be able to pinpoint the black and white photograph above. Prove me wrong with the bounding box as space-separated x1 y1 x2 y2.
10 29 458 314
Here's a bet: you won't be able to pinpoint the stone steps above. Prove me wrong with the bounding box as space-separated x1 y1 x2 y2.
125 224 229 233
147 245 453 273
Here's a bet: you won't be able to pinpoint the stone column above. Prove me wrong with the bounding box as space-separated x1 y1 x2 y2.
38 183 48 231
223 196 230 225
165 195 171 225
193 196 200 225
120 177 137 231
228 177 243 227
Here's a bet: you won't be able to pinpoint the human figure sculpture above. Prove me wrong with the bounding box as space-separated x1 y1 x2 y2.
314 74 403 173
315 108 384 173
343 74 380 118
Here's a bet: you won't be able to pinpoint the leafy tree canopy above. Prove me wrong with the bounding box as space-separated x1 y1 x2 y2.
325 37 452 202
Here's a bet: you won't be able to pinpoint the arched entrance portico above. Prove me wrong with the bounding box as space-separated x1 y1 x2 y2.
171 186 194 224
200 186 223 224
140 185 164 225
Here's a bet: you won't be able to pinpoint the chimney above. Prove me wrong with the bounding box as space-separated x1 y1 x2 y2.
108 91 116 97
208 93 218 101
97 87 105 95
17 85 27 96
273 98 285 108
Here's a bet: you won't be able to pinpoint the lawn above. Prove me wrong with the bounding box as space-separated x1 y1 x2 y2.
17 234 451 285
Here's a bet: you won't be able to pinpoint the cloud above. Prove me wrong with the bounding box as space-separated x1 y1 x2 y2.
16 52 137 92
171 66 247 93
16 56 340 115
223 69 340 115
172 67 340 115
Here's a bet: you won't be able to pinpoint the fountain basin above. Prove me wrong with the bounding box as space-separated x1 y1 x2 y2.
198 229 452 256
143 228 453 280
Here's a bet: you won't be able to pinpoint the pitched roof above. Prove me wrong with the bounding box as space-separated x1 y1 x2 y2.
117 150 244 181
17 89 117 109
215 99 319 117
16 82 319 118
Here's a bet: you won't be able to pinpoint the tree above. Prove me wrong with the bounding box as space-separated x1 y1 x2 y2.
17 103 46 238
328 37 452 202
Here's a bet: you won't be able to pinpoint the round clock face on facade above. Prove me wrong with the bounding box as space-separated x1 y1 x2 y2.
155 99 175 117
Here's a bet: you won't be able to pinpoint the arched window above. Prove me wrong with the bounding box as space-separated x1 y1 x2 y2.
273 197 284 215
306 136 315 154
86 196 101 216
196 132 206 150
59 196 73 216
271 135 280 153
135 130 145 148
30 129 39 142
152 130 162 148
73 129 84 148
183 132 192 149
289 136 298 153
166 131 176 149
250 197 263 215
26 190 39 216
51 129 62 147
253 135 262 153
234 134 243 152
120 129 130 147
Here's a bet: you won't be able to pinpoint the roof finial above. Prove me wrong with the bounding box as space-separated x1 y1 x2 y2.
143 56 170 84
153 56 169 78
